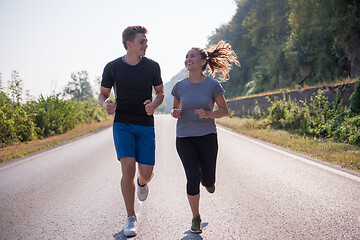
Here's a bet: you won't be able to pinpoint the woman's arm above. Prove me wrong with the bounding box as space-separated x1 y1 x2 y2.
194 94 228 119
171 97 182 118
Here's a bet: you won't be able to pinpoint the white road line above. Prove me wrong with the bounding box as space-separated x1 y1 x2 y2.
0 138 79 171
218 126 360 183
1 127 112 171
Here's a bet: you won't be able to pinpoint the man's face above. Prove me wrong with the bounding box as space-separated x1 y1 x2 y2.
128 33 148 56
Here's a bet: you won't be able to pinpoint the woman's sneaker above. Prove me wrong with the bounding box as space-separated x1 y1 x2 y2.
123 215 137 237
191 215 202 234
137 175 149 201
206 185 215 194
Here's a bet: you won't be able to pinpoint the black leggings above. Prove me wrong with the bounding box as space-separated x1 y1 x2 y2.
176 133 218 196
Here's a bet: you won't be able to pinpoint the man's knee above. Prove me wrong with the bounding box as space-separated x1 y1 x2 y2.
120 157 136 180
141 173 153 182
138 164 154 182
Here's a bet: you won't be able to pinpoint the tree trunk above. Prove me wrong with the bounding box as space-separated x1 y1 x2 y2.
345 34 360 79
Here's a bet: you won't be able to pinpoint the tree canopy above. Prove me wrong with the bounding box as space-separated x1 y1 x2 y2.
209 0 360 99
63 71 94 101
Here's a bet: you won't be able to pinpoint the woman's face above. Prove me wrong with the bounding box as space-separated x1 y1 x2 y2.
185 49 206 71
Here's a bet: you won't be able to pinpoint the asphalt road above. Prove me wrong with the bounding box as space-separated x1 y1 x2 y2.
1 115 360 240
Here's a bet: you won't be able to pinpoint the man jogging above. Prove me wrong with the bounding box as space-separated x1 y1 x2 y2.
98 26 164 237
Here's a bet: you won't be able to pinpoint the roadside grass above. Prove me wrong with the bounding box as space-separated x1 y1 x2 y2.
216 116 360 173
3 116 359 173
0 119 113 162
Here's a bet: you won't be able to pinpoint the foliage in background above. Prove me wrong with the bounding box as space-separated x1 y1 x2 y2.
0 71 111 148
242 80 360 146
209 0 360 99
63 71 94 101
350 79 360 114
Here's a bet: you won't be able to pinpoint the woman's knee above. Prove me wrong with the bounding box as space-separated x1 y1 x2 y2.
187 182 200 196
186 174 201 196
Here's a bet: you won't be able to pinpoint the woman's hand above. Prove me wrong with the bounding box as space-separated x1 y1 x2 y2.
194 109 211 119
171 108 182 118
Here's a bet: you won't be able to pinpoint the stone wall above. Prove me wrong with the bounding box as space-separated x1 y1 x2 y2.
227 82 355 117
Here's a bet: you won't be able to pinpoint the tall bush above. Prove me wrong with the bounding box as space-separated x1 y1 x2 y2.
0 109 16 147
28 94 79 137
350 79 360 114
0 69 112 148
0 90 36 146
266 95 309 134
307 91 332 137
339 116 360 145
262 89 359 146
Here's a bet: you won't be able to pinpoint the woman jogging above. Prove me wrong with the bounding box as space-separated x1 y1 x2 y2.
171 40 240 234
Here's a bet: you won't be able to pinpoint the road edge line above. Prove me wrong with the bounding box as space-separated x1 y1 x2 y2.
218 126 360 183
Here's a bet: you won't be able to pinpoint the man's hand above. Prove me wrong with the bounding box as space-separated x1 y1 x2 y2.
144 99 155 115
103 99 115 115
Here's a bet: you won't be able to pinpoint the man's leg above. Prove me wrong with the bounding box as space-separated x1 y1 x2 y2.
120 157 136 217
137 163 154 186
134 124 155 186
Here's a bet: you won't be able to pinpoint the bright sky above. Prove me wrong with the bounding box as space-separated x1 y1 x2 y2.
0 0 237 97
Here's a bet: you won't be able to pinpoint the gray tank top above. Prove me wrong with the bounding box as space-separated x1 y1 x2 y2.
171 76 225 137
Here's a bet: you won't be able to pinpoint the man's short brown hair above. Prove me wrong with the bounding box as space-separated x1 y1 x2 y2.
122 26 148 50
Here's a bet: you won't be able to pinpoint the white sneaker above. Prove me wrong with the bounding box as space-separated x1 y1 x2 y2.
137 175 149 201
123 215 137 237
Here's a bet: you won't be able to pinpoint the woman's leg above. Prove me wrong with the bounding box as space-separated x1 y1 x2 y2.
197 134 218 189
176 137 201 217
187 194 200 217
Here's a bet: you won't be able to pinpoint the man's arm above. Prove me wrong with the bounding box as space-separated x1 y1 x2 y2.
144 83 165 115
98 86 115 115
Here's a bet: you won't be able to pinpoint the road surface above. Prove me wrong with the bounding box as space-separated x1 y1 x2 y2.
1 115 360 239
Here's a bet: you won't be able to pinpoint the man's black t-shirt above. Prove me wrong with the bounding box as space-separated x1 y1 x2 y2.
101 56 162 126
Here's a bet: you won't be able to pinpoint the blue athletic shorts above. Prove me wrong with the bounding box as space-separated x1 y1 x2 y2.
112 122 155 165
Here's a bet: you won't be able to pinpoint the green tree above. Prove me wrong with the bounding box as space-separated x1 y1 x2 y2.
207 0 359 100
209 0 259 98
285 0 359 84
8 70 23 103
0 72 36 146
63 71 93 101
242 0 290 93
331 0 360 79
0 89 16 147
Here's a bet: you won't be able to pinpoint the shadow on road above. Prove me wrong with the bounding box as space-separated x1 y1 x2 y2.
113 230 135 240
112 222 209 239
181 222 208 240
